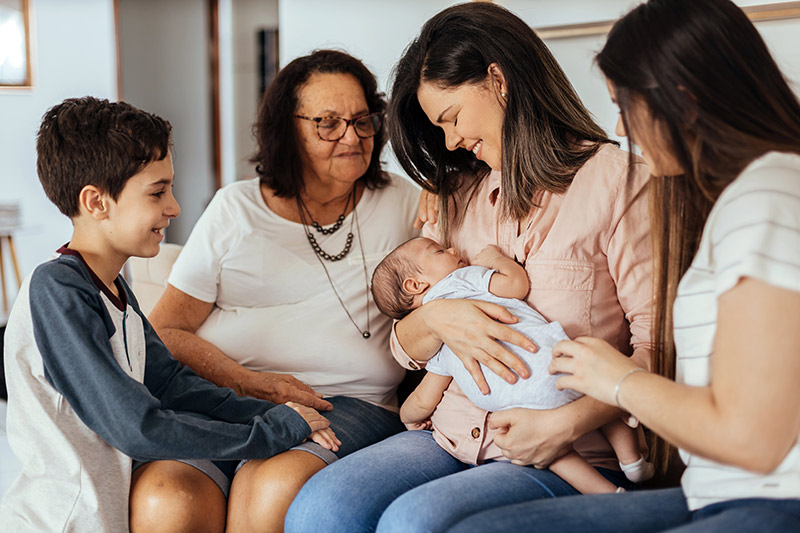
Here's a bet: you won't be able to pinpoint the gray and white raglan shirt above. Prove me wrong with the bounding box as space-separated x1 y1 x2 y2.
0 247 312 532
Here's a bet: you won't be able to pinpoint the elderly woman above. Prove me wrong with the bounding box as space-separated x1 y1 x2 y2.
128 50 420 533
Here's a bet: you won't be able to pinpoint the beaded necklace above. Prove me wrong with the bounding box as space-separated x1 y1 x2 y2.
296 187 371 339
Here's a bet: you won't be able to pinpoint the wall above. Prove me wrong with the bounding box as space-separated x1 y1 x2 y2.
278 0 800 173
503 0 800 147
117 0 216 245
231 0 279 181
0 0 117 321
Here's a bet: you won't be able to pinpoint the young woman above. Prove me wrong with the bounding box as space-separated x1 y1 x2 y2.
285 4 654 532
444 0 800 531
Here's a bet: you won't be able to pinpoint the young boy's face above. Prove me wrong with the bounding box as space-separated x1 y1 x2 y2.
409 237 466 286
104 152 179 259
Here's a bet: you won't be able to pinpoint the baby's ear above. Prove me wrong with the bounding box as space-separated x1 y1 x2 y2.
402 277 429 296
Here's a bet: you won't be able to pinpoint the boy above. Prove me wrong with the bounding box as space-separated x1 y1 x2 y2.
0 97 337 531
371 237 653 494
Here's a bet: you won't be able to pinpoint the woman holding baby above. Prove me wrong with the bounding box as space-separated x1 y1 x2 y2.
286 3 655 532
291 0 800 531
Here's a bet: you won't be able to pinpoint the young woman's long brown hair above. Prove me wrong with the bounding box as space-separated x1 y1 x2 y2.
388 2 614 241
597 0 800 474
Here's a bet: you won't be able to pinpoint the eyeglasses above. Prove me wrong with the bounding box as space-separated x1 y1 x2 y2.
295 112 382 142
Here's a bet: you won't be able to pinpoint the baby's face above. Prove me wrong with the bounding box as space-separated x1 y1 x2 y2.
408 238 467 285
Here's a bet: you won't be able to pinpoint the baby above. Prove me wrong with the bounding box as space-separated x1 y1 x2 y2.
372 237 654 494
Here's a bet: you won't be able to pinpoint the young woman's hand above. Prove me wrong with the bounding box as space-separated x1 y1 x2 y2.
413 189 439 229
412 299 536 394
488 408 574 467
549 337 642 406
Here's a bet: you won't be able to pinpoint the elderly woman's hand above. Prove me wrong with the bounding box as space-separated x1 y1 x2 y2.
246 371 334 411
416 299 537 394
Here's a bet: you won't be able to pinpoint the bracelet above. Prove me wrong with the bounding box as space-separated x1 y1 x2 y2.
613 368 647 409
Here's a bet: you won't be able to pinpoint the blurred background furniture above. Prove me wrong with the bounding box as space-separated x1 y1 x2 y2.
0 203 22 316
126 243 184 315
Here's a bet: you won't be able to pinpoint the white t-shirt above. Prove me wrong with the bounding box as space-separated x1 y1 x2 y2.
675 151 800 510
168 174 420 410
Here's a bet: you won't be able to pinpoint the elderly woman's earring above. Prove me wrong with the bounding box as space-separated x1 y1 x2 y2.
501 92 507 100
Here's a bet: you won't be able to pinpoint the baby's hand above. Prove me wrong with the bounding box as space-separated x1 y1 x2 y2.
473 245 505 269
404 419 432 431
309 427 341 451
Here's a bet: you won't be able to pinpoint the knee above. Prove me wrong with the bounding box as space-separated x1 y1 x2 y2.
130 462 225 533
232 458 312 512
284 474 329 533
228 452 325 531
377 491 436 533
285 466 376 533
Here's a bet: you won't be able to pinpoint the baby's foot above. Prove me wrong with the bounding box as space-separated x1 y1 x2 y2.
619 455 655 483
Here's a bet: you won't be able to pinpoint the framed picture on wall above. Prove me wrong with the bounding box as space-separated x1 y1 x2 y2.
534 1 800 40
257 28 279 102
0 0 32 88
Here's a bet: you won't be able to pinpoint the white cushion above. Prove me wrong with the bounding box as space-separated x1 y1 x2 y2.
126 243 183 316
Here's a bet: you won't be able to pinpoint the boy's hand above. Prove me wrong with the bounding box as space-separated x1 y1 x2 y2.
473 245 505 269
285 401 331 432
309 427 341 451
404 419 432 431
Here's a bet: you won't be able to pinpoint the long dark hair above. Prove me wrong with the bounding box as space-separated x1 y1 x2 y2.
389 2 613 239
597 0 800 474
251 50 389 197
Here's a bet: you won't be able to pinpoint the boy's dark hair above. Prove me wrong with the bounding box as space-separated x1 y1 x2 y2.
36 96 173 217
371 239 422 320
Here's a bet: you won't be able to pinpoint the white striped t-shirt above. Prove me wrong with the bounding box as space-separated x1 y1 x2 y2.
674 151 800 510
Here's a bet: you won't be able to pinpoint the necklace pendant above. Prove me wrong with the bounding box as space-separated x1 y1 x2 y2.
297 188 370 340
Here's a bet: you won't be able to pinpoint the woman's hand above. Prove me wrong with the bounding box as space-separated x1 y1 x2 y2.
413 189 439 229
413 299 536 394
245 371 334 411
549 337 641 406
488 408 574 467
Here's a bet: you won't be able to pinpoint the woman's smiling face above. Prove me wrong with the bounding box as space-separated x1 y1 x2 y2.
416 73 506 171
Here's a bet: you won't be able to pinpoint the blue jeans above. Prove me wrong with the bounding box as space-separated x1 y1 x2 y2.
285 430 630 533
290 395 405 464
446 487 800 532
